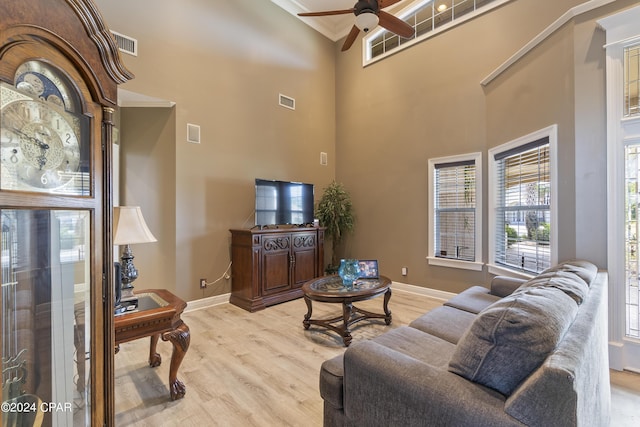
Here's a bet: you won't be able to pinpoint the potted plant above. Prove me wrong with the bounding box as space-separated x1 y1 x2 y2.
315 181 355 273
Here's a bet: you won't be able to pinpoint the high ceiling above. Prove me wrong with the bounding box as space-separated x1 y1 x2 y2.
271 0 411 42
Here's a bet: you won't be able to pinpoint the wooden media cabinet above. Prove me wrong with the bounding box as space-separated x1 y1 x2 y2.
230 227 325 312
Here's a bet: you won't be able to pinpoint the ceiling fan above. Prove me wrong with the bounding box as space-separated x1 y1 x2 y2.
298 0 415 51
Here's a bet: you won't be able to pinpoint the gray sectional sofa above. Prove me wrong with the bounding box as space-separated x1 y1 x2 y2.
319 260 610 426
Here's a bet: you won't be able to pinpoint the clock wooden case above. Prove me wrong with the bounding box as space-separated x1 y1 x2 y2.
0 1 133 425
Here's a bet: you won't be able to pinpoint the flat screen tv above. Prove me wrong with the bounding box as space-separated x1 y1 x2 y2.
255 179 314 227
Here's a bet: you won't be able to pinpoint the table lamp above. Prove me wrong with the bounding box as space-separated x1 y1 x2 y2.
113 206 157 304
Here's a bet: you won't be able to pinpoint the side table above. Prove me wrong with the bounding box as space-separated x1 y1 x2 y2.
114 289 190 400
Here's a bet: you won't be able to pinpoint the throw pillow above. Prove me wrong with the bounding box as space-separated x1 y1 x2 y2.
448 287 578 396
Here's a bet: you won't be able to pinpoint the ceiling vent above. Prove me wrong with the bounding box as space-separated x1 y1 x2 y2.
279 93 295 110
111 31 138 56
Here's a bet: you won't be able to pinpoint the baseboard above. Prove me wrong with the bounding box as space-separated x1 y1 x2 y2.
185 282 455 312
186 292 230 312
391 281 456 302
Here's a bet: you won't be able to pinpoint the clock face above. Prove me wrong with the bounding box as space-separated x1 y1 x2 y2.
14 60 79 111
0 62 89 195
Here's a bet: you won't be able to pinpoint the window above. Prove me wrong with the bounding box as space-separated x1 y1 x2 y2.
625 144 640 338
489 126 557 277
599 0 640 373
625 44 640 117
364 0 510 65
428 152 482 270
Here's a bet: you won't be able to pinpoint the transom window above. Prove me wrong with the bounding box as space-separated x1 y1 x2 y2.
428 152 482 271
625 44 640 117
489 126 557 277
364 0 510 65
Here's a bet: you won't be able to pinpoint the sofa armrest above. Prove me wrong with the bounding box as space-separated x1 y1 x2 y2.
342 340 524 427
490 276 527 297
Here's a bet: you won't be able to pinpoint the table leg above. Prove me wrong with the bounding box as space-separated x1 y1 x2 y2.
303 295 312 330
161 321 191 400
383 288 392 325
342 301 353 346
149 334 162 367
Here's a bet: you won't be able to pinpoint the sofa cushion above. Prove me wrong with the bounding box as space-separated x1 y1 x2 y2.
444 286 501 314
547 259 598 285
409 305 476 344
370 326 457 368
320 327 457 411
490 276 527 297
448 286 578 396
511 260 597 305
516 270 589 305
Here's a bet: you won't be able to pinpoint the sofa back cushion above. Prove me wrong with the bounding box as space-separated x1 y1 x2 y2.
448 286 578 396
513 260 597 305
516 271 589 305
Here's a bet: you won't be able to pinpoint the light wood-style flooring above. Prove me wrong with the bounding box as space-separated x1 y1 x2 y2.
114 289 640 426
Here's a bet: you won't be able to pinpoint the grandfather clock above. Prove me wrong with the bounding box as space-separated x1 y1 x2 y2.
0 1 133 426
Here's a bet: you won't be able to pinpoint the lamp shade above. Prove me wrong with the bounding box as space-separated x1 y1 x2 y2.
355 12 379 32
113 206 157 245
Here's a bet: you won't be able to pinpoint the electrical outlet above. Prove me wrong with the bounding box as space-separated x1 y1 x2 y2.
199 278 207 289
401 267 408 276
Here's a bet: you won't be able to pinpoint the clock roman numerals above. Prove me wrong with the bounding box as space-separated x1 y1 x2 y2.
1 83 84 193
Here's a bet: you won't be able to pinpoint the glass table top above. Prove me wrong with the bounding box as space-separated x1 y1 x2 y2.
115 292 169 316
308 275 389 294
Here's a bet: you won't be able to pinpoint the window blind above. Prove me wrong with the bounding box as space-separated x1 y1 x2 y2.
494 138 550 273
434 160 476 262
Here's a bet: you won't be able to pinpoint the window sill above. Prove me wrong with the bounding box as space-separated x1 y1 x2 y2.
487 263 535 280
427 257 484 271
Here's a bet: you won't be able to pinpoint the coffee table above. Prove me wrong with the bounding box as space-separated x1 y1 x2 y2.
114 289 190 400
302 275 392 346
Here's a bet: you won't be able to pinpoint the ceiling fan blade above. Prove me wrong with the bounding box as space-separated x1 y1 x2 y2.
378 10 414 38
341 25 361 51
298 8 354 17
379 0 404 8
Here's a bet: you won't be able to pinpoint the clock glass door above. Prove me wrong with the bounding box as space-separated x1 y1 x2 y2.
1 208 91 426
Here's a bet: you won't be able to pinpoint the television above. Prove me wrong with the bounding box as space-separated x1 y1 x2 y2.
255 179 314 227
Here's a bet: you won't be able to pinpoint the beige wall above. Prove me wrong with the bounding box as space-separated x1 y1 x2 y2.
96 0 638 300
119 107 177 296
333 0 634 293
96 0 337 301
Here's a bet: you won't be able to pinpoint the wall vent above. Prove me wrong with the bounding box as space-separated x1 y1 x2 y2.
187 123 201 144
320 152 328 166
279 93 295 110
111 31 138 56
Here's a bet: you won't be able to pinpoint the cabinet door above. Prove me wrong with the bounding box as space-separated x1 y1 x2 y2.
291 233 318 288
261 234 291 295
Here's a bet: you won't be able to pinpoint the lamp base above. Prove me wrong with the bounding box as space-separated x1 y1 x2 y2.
121 285 135 300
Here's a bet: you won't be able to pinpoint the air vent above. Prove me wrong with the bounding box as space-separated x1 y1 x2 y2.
187 123 201 144
320 152 328 166
111 31 138 56
279 93 295 110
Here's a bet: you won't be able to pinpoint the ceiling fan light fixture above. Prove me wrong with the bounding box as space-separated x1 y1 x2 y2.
355 12 379 33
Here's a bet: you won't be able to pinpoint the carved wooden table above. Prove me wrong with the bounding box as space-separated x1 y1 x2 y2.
114 289 190 400
302 275 392 346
